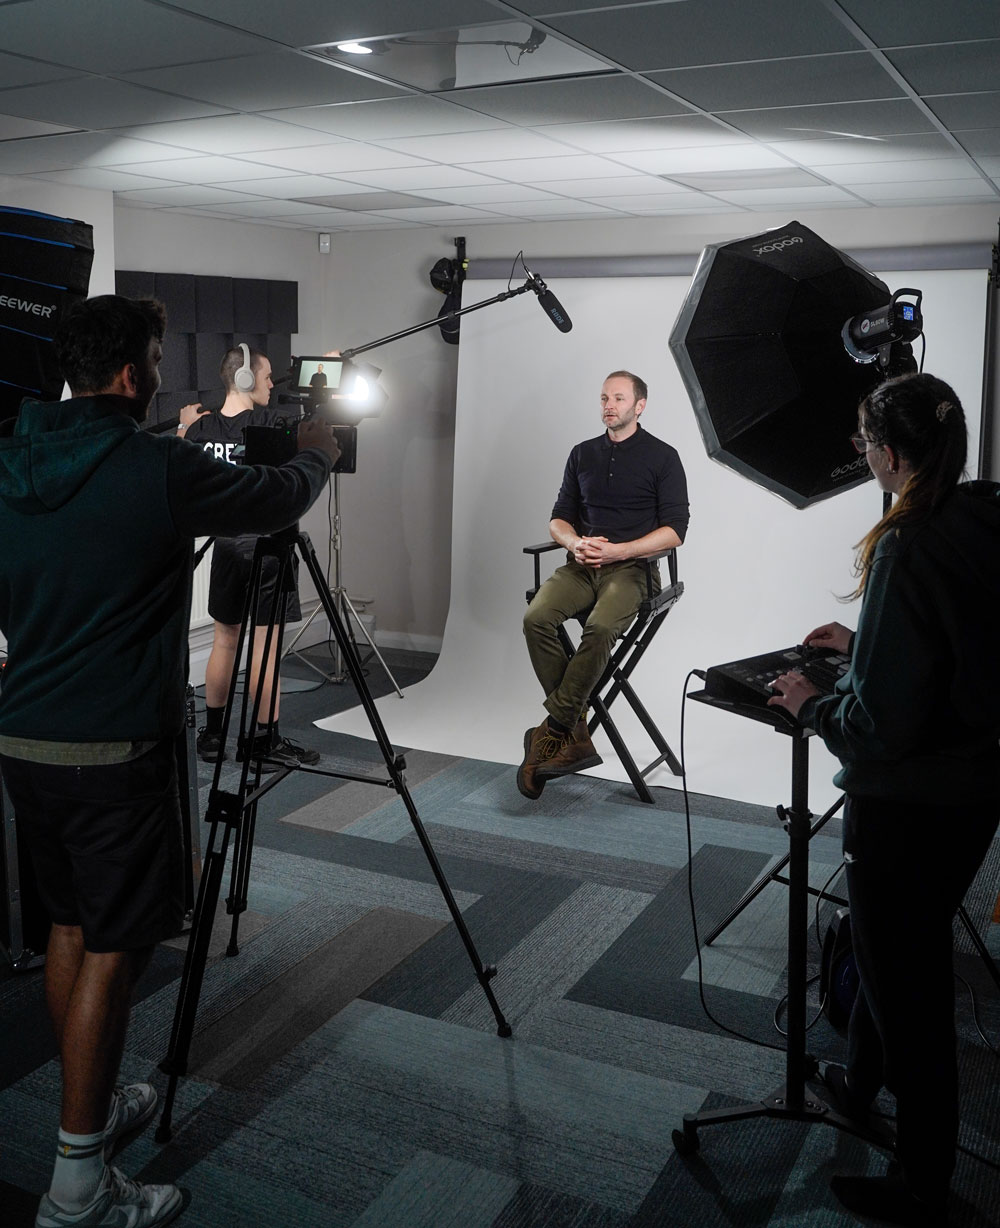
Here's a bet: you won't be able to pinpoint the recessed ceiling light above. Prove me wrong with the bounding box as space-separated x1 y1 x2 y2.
337 42 372 55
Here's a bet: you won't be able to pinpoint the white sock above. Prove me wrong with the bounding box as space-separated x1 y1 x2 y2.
49 1128 106 1210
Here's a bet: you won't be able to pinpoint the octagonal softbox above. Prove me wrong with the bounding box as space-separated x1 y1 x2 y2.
669 220 890 508
0 206 94 421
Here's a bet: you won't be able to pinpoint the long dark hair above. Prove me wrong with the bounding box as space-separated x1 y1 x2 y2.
852 372 967 595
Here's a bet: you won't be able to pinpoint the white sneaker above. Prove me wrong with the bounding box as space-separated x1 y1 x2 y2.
35 1164 182 1227
103 1084 158 1159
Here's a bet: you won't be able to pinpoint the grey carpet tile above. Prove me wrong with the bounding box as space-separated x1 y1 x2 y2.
189 907 449 1088
442 881 654 1032
570 845 773 1005
364 870 580 1019
491 1184 630 1228
259 999 707 1214
517 999 788 1108
279 747 462 832
352 1151 520 1228
398 821 680 894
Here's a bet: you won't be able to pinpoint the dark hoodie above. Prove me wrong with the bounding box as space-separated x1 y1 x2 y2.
799 481 1000 805
0 395 332 744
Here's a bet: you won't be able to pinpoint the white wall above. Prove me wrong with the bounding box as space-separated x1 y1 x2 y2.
326 203 999 646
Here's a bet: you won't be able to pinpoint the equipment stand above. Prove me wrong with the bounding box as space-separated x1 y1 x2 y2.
157 528 511 1142
282 473 404 695
672 707 894 1159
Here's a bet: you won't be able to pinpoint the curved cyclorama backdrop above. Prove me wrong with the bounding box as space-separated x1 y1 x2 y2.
317 269 987 811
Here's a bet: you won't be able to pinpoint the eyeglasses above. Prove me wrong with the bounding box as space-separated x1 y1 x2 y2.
850 432 876 454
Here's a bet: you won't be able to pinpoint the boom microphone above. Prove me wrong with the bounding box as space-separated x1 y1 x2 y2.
523 264 573 333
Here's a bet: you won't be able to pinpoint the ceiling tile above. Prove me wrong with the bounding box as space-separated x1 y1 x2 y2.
105 155 292 183
533 174 689 197
373 127 574 161
241 143 432 174
537 114 749 154
422 183 559 204
667 167 828 190
838 0 1000 46
546 0 861 72
0 49 81 89
459 153 636 181
294 191 441 211
331 166 506 191
851 178 998 201
121 53 406 111
440 74 692 125
0 131 198 173
161 0 503 47
612 144 795 174
0 0 277 72
31 166 189 192
114 114 344 154
957 130 1000 156
924 93 1000 131
219 175 369 198
886 41 1000 96
721 99 938 141
819 156 982 185
115 184 264 206
769 132 956 165
466 198 625 217
367 204 509 222
262 97 501 140
0 113 77 140
0 77 229 128
645 52 901 112
706 184 863 205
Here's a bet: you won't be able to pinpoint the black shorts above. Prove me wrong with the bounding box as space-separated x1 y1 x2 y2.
208 535 302 626
0 741 186 953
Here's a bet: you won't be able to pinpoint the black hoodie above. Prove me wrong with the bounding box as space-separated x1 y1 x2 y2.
799 481 1000 805
0 395 331 744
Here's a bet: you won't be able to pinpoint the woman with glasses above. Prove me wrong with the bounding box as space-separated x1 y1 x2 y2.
768 371 1000 1227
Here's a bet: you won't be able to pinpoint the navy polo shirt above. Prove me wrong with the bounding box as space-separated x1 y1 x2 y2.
550 423 689 544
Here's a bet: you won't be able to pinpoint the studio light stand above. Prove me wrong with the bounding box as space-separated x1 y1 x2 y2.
282 469 403 694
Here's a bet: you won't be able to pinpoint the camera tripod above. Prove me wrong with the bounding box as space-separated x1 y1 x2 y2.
156 527 511 1141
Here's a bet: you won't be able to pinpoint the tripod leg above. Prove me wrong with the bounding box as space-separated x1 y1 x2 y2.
296 533 512 1037
157 811 235 1141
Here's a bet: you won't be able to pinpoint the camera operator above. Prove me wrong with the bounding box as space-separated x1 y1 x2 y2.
179 345 320 769
0 295 339 1228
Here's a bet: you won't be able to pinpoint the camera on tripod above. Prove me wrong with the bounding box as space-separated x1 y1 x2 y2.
243 353 385 472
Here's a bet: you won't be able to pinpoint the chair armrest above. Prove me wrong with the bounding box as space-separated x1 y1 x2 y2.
524 539 563 599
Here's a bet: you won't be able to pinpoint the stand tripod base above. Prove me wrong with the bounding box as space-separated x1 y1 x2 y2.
672 1082 895 1157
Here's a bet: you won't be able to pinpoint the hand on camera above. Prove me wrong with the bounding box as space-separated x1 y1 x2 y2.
297 417 342 467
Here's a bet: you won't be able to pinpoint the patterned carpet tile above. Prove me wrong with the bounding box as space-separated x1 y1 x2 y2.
352 1152 520 1228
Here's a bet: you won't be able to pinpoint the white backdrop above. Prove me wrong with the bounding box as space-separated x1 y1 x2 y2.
318 268 987 811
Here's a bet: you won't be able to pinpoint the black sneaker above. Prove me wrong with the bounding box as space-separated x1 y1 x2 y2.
196 726 227 762
239 735 321 771
263 736 321 767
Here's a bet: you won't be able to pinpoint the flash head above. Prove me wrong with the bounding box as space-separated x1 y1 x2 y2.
842 287 922 375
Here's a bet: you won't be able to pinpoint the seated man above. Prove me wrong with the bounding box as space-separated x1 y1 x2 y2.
519 370 689 799
179 345 318 769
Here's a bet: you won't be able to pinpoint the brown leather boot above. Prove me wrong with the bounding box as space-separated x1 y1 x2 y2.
536 716 603 780
516 721 568 800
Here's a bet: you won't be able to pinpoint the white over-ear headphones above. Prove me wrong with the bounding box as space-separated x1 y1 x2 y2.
234 343 255 392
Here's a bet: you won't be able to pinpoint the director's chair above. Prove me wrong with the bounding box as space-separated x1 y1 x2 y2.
524 541 685 804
